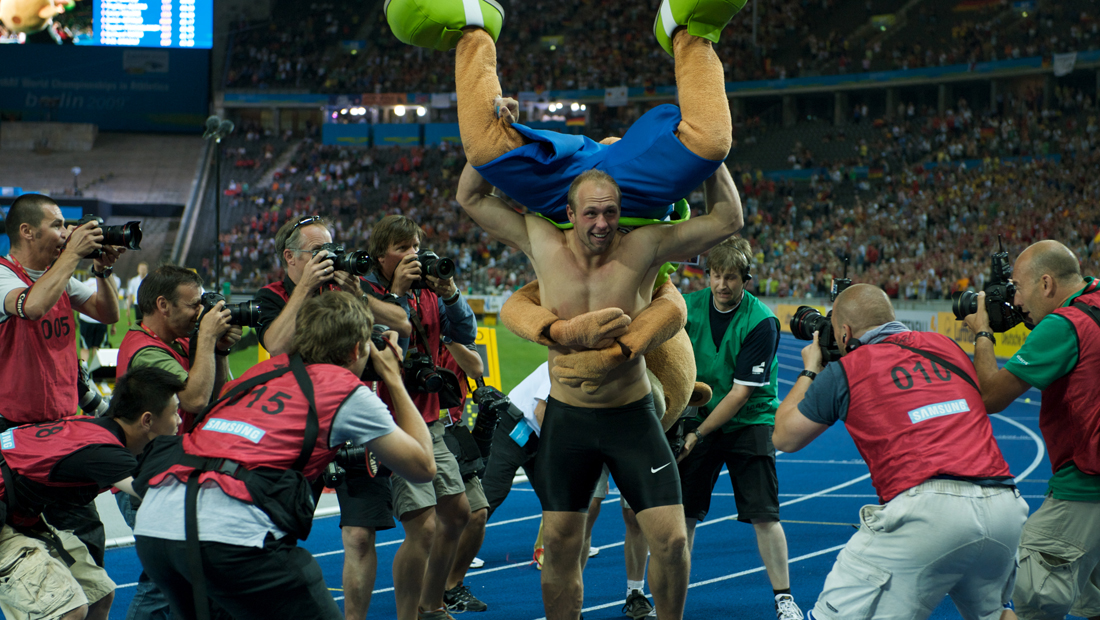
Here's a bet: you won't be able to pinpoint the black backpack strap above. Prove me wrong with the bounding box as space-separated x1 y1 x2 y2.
288 354 319 473
1071 300 1100 330
189 363 294 431
184 470 210 620
885 341 979 392
0 456 77 567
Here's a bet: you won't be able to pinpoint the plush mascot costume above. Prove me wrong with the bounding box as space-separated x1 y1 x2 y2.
387 0 744 427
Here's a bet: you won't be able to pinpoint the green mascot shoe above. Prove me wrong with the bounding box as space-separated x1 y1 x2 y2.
385 0 505 51
653 0 748 57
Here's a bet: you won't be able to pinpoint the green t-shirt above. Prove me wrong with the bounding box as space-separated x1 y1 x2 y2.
1004 277 1100 501
127 327 190 384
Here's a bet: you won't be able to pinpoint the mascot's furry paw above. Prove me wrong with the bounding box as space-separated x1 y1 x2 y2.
549 308 631 350
494 96 519 124
385 0 504 51
551 346 628 390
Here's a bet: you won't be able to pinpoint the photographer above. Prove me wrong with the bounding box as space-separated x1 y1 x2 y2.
0 193 124 568
362 214 477 620
775 284 1028 620
675 238 801 620
963 240 1100 620
439 339 491 613
256 214 410 620
0 366 185 620
256 214 410 357
116 265 241 432
0 193 123 428
131 291 435 620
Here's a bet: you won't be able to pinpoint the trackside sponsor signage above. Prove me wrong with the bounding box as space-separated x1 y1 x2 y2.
205 418 265 443
908 399 969 424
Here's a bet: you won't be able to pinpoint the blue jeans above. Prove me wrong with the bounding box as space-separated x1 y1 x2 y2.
117 494 172 620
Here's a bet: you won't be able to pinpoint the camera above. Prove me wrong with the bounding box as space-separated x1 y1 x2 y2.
200 292 261 328
470 384 510 458
323 442 389 487
77 363 109 417
403 351 444 394
951 237 1025 333
359 324 392 383
789 260 853 363
411 250 456 289
76 215 142 259
315 242 373 277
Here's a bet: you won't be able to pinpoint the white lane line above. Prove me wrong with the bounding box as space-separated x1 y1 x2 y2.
991 413 1045 482
532 543 850 620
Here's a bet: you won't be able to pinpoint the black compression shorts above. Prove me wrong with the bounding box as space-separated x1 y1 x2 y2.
530 394 681 513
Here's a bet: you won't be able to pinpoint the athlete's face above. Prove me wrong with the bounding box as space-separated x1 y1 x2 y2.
164 283 203 339
567 181 620 255
709 269 745 312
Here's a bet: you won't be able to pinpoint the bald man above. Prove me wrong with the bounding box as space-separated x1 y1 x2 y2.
964 240 1100 620
776 284 1027 620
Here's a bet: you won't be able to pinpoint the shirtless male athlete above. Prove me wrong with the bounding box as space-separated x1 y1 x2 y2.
457 163 743 620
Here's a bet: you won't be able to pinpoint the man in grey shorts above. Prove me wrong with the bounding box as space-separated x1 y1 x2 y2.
775 284 1028 620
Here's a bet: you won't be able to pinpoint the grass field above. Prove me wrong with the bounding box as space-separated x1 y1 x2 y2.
90 311 546 395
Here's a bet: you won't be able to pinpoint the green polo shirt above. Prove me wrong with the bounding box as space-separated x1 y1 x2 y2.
1005 277 1100 501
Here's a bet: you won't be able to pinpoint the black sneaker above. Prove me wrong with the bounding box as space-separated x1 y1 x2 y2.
622 590 655 619
445 584 488 612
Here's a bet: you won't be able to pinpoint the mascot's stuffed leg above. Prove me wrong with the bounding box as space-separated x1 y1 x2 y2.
386 0 743 222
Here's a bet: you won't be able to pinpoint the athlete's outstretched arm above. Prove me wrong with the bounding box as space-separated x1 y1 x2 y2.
651 163 744 264
457 163 532 255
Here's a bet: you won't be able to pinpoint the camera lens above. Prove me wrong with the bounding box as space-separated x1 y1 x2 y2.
789 306 829 341
103 222 142 251
230 300 261 328
951 291 979 320
343 251 374 277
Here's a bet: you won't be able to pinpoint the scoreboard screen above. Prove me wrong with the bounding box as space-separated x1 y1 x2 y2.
93 0 212 48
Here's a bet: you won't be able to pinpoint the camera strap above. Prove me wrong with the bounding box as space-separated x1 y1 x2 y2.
408 295 434 359
884 342 978 392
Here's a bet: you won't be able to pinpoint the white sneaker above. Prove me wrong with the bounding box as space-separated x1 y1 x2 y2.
775 594 804 620
469 556 485 569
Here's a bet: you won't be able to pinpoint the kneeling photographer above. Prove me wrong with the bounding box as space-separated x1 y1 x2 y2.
962 240 1100 620
362 214 478 620
117 265 241 433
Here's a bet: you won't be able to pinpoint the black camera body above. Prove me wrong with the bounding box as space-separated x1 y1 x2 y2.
789 262 853 363
359 324 392 383
323 443 389 487
470 385 509 458
200 292 261 328
411 250 456 289
76 215 142 259
315 242 373 277
951 238 1025 332
403 351 444 394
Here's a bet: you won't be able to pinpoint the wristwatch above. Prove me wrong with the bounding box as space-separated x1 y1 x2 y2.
975 331 996 345
799 369 818 381
90 266 113 279
693 429 704 442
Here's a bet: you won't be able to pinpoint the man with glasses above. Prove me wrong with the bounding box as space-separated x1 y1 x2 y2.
255 214 411 620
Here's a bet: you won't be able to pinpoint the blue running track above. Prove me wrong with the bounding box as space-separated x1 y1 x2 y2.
99 333 1082 619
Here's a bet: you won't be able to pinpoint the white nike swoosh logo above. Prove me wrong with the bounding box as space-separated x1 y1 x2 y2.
651 463 671 474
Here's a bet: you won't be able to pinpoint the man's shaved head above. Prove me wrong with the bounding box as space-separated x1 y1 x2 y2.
832 284 895 338
5 193 56 248
1016 240 1082 286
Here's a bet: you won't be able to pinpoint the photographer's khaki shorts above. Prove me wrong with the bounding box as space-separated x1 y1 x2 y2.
392 420 467 519
0 523 114 620
465 476 489 513
1013 496 1100 620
